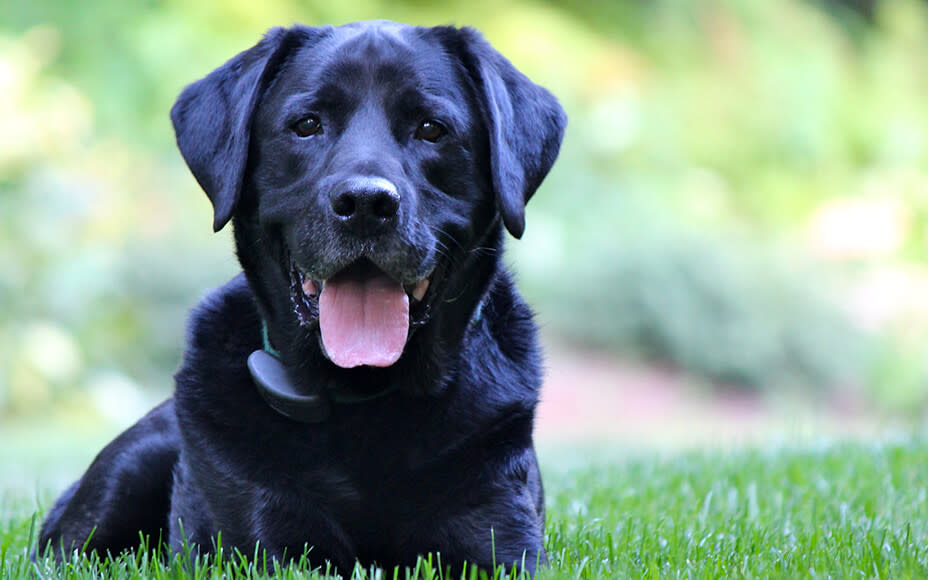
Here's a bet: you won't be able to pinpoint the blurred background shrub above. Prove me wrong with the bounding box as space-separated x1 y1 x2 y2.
2 0 928 423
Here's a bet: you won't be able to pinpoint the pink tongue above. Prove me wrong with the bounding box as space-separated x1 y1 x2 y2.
319 275 409 368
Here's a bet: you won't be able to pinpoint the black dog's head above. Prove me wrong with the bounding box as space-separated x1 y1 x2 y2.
171 22 565 389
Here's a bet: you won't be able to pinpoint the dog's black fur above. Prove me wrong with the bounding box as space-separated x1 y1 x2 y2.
37 21 565 576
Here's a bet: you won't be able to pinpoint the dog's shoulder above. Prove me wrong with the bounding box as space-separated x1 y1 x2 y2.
453 268 543 418
481 268 541 369
174 274 264 408
183 273 262 361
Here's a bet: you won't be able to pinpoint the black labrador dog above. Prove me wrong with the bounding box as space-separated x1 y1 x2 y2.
37 20 565 576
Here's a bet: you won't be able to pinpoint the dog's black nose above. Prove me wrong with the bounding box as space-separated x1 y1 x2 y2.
331 178 400 235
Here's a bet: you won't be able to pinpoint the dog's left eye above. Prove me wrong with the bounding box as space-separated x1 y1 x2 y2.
293 115 323 137
415 119 447 143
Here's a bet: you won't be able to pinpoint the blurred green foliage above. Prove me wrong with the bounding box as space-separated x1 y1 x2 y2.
536 237 865 390
2 0 928 419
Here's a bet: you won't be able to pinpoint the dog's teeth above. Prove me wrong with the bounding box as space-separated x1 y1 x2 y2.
302 278 319 296
412 278 429 302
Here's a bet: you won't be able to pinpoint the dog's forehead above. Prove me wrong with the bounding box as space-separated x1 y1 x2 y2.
279 23 465 100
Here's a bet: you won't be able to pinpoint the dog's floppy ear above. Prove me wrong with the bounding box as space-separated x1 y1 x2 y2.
457 28 567 239
171 27 311 232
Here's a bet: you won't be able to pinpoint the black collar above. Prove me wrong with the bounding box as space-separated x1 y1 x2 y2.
248 323 402 423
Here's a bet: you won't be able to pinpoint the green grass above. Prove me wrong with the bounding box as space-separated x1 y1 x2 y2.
3 438 928 579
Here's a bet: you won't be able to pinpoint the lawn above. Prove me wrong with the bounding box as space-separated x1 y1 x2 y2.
2 434 928 579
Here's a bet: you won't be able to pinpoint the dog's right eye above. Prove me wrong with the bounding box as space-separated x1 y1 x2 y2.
293 115 323 137
415 119 447 143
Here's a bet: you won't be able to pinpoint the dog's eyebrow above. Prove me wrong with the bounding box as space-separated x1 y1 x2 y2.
280 86 355 121
393 90 468 130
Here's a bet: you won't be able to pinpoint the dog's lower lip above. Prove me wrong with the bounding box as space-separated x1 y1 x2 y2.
302 277 320 296
410 279 429 302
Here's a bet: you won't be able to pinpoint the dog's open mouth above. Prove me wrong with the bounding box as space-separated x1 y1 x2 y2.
289 259 432 369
